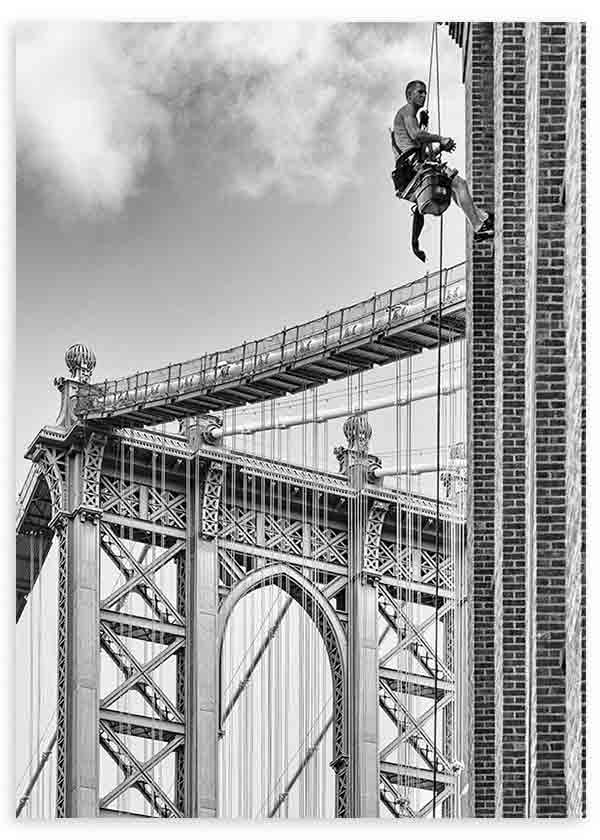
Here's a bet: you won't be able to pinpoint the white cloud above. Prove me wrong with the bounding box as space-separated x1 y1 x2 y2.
16 22 452 214
16 23 173 214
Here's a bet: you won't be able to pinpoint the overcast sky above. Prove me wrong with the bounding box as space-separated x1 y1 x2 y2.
16 22 467 488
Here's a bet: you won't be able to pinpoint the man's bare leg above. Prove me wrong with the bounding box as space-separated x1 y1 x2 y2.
451 175 488 231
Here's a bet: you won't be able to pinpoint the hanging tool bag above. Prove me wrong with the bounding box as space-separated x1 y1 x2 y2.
403 162 452 216
391 131 453 216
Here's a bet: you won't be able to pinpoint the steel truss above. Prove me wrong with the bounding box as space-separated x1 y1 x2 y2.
17 423 462 818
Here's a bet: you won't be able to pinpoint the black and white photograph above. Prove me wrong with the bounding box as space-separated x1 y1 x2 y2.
14 13 586 821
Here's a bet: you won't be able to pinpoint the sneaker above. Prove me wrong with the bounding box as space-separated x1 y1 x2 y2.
474 212 494 241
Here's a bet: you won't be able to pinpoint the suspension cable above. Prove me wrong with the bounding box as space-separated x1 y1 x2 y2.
431 20 443 819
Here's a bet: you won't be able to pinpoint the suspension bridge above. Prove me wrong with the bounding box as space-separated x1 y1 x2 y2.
15 19 586 821
16 259 468 819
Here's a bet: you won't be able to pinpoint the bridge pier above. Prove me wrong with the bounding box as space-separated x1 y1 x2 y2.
62 509 101 816
52 438 105 817
185 458 221 817
342 415 381 817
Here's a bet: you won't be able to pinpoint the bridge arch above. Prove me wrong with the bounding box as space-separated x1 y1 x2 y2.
217 562 348 817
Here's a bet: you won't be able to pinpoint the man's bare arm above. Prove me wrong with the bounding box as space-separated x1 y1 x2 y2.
402 111 455 150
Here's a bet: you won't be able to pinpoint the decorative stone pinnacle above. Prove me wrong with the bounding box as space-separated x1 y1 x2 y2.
64 343 96 383
342 412 372 453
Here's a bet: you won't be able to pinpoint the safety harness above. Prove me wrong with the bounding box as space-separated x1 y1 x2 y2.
390 128 455 263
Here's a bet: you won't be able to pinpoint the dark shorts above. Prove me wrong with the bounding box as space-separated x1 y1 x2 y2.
393 156 458 199
392 158 418 195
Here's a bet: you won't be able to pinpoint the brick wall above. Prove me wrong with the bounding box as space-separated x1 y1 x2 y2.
524 22 539 817
464 22 496 818
533 24 568 817
563 21 585 819
493 22 528 818
580 23 586 818
457 21 585 818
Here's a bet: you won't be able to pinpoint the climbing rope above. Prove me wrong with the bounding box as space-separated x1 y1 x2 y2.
430 21 444 819
426 28 435 115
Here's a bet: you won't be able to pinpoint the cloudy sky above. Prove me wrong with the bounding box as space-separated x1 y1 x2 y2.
16 21 467 487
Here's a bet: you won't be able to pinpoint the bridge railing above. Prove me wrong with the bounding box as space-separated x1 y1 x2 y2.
75 261 466 416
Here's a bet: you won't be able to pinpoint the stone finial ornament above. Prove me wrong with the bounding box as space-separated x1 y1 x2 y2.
65 344 96 383
342 412 372 453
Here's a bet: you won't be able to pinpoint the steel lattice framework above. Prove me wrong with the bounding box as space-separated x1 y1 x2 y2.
17 418 462 818
16 259 467 818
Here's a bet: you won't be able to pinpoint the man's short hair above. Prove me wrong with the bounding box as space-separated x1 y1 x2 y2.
406 80 426 99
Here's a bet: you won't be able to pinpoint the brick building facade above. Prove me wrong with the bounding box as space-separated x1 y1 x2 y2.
447 22 586 818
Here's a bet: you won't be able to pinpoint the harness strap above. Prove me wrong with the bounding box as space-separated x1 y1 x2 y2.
390 129 420 165
390 127 402 157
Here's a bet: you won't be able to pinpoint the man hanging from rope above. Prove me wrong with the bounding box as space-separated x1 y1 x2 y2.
393 80 494 241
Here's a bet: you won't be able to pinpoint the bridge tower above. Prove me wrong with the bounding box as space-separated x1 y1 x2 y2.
18 324 463 817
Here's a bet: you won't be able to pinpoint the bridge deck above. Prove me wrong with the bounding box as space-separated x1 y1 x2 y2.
75 263 466 428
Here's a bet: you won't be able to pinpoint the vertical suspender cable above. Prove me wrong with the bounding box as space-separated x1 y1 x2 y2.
432 21 443 818
432 226 444 818
393 358 403 813
130 442 137 814
150 444 157 814
36 534 43 815
28 534 34 817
